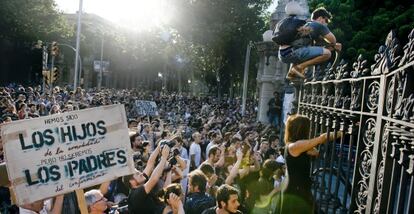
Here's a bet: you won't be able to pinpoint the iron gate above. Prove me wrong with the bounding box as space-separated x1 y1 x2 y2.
296 29 414 214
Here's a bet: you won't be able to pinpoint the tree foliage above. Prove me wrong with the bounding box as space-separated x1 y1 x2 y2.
0 0 73 41
0 0 73 85
168 0 272 95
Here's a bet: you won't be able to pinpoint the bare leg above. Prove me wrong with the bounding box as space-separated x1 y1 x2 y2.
295 49 332 74
287 48 331 79
287 64 305 80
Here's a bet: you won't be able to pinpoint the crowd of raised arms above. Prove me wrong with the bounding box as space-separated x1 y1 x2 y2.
0 84 287 214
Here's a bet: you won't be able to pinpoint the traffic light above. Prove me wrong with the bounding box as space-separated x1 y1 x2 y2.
42 70 51 84
51 67 59 83
35 40 43 49
51 41 59 56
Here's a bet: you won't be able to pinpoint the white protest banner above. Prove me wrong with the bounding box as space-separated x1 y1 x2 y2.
134 100 159 116
1 104 135 205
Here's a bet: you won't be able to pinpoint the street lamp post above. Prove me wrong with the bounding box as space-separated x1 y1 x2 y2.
241 41 253 116
98 35 104 90
74 0 83 89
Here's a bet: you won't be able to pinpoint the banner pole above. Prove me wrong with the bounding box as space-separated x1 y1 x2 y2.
75 189 88 214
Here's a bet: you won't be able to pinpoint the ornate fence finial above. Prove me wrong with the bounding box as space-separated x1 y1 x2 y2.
371 30 402 75
335 59 350 80
323 62 337 81
350 80 362 110
399 28 414 66
352 54 371 78
312 65 325 81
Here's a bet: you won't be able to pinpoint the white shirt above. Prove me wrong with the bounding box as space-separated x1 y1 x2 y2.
189 142 201 167
19 199 52 214
180 146 189 160
276 155 285 164
205 141 215 158
185 112 191 119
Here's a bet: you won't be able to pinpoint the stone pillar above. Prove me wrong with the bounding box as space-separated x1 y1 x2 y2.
256 41 280 123
255 0 309 124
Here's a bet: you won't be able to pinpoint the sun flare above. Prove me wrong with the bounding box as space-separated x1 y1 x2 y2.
90 0 172 31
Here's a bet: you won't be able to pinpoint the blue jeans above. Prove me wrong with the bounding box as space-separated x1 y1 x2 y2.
279 46 324 64
269 113 280 128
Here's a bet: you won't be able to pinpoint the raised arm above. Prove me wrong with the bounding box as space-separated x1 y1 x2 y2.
238 153 260 179
171 165 184 181
49 195 64 214
175 155 187 171
323 33 342 51
144 146 170 193
288 131 342 157
214 145 226 168
99 180 111 195
323 32 337 45
143 143 161 176
225 150 243 185
164 170 172 188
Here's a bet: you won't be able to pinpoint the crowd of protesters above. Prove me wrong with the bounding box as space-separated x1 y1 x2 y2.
0 83 337 214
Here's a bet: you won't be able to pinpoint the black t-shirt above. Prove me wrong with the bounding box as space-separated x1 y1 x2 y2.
201 206 243 214
267 97 281 115
128 185 160 214
105 178 130 202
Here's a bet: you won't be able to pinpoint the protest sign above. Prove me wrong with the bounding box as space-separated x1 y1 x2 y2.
1 104 135 205
134 100 158 116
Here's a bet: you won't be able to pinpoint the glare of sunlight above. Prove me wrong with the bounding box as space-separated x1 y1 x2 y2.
88 0 172 31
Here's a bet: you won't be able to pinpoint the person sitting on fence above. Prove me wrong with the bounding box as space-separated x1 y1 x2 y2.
277 114 342 214
274 3 342 80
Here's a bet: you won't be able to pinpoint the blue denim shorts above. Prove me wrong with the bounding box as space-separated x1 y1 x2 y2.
279 46 324 64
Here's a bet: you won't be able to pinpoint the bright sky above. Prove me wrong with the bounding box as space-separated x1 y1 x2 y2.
55 0 278 30
55 0 173 31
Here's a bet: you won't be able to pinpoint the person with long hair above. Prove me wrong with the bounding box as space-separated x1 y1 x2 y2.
278 114 341 213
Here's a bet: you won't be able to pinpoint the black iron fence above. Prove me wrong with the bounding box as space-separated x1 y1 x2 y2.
297 29 414 214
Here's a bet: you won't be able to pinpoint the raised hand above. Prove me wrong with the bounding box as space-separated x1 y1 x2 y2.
254 152 262 162
161 145 170 159
335 43 342 51
326 131 343 142
208 174 218 186
167 193 183 211
236 149 243 161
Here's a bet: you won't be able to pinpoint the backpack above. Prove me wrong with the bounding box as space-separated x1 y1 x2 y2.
272 16 306 45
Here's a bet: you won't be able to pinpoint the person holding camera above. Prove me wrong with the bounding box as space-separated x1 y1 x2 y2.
128 146 170 214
